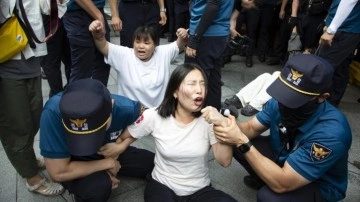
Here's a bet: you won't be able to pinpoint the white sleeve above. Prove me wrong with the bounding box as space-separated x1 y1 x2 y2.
127 108 157 139
327 0 359 33
39 0 68 18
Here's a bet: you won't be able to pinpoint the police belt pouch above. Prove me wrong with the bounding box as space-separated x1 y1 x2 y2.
0 15 28 63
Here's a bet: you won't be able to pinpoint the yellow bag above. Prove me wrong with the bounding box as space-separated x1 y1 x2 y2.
0 15 28 63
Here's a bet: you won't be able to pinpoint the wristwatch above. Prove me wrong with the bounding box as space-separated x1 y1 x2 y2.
160 8 166 12
238 141 253 154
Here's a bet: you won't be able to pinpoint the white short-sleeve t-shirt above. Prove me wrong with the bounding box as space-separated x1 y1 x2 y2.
128 108 217 196
106 42 179 108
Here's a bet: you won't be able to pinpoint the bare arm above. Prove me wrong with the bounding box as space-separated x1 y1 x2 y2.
157 0 167 25
214 116 311 192
230 9 240 39
279 0 288 19
89 20 109 57
75 0 104 22
45 157 119 182
175 28 189 52
98 128 137 159
108 0 122 31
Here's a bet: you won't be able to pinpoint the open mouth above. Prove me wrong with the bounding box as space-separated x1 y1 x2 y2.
194 97 203 106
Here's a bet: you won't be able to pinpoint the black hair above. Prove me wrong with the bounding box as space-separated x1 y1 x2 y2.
157 63 208 118
132 25 159 46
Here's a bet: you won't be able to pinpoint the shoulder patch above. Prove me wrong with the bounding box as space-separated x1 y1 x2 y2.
310 143 332 161
135 114 144 125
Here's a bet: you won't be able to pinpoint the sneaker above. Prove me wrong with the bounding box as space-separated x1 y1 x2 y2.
266 57 281 66
241 105 259 116
243 175 265 190
224 95 243 109
245 56 253 67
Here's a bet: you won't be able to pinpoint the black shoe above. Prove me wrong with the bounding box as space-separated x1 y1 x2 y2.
259 54 266 63
266 57 281 66
224 95 243 109
241 105 259 116
245 56 253 67
220 104 239 118
243 175 265 190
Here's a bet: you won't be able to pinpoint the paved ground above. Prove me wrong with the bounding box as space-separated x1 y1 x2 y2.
0 37 359 202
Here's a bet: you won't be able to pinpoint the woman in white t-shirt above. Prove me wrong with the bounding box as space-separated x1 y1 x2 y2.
98 63 237 201
89 20 188 108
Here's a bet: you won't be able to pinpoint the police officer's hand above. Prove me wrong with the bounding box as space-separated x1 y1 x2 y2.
319 29 335 46
107 159 121 176
213 116 249 147
98 140 124 159
111 15 122 31
106 171 120 189
89 20 106 40
159 11 167 26
186 47 197 58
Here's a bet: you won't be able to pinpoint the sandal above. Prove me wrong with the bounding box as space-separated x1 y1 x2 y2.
26 177 64 196
37 157 46 169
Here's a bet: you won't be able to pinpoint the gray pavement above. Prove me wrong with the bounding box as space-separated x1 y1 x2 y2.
0 37 359 202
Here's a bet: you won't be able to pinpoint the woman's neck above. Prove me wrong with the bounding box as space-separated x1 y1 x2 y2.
174 108 195 125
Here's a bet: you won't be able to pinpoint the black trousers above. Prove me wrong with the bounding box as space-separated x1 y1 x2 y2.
144 174 237 202
119 0 160 48
233 136 325 202
185 36 229 110
63 9 111 86
318 31 360 106
41 17 71 97
62 146 155 202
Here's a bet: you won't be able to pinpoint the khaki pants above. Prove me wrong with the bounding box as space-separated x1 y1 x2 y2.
0 76 43 178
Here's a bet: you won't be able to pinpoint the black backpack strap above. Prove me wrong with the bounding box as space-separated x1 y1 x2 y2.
18 0 58 43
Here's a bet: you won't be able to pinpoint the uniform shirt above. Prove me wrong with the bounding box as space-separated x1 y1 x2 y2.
326 0 360 33
40 93 140 158
67 0 105 11
128 108 217 196
189 0 234 37
105 42 179 108
256 99 352 201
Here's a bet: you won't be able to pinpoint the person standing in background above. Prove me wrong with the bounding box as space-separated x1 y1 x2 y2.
114 0 167 48
63 0 117 85
0 0 63 196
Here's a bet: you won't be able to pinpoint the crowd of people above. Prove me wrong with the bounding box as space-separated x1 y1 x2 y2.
0 0 358 201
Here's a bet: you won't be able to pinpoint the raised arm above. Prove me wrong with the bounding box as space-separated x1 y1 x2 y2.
89 20 109 57
175 28 189 52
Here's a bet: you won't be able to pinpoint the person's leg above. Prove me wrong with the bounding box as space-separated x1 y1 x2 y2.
189 186 237 202
64 11 109 85
257 182 325 202
236 72 272 109
318 32 360 106
62 171 112 202
257 5 275 62
233 135 274 176
144 1 161 43
119 1 145 48
117 146 155 178
144 174 176 202
41 16 65 96
185 36 228 110
0 76 42 179
244 8 260 67
248 71 280 110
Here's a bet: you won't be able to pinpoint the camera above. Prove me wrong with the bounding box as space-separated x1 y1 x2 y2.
228 35 252 50
228 35 252 56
